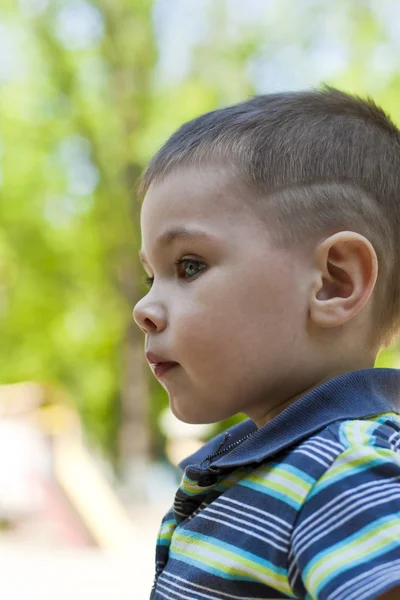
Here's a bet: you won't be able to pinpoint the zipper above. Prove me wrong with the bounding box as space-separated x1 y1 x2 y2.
213 431 254 458
200 431 254 468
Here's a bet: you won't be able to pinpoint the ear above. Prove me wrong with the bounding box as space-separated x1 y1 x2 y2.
309 231 378 328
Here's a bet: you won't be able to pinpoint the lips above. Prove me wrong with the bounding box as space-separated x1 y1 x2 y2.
153 362 179 378
146 351 175 364
145 351 179 379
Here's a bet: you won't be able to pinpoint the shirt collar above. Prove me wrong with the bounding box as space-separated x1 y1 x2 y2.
179 368 400 473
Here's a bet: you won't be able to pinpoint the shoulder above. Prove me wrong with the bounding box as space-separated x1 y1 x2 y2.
327 411 400 453
290 414 400 599
277 413 400 505
298 412 400 503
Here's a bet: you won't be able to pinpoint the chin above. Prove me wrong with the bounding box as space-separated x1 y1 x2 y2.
169 399 218 425
172 411 216 426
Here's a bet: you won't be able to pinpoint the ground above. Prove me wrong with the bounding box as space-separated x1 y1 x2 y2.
0 502 164 600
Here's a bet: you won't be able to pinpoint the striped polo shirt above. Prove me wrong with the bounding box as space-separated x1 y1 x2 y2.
150 368 400 599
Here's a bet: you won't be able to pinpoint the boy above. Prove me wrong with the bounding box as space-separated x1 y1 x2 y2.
133 88 400 600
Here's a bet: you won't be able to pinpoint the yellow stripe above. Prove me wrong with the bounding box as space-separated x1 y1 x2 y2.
306 516 400 592
320 445 400 487
171 532 290 593
245 465 310 504
159 522 176 540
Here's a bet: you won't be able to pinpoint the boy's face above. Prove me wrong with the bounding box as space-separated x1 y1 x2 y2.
134 166 315 427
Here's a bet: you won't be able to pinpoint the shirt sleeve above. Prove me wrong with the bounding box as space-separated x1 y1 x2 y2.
290 443 400 600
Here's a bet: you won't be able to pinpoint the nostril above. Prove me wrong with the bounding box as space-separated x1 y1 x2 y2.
144 317 157 332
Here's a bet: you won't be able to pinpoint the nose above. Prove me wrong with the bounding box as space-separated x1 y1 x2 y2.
133 295 167 334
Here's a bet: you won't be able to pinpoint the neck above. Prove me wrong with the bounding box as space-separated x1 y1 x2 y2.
250 355 376 429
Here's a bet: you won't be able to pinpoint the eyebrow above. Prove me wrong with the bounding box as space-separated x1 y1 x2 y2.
139 227 214 265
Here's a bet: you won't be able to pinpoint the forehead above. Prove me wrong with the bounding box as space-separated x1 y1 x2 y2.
141 166 259 235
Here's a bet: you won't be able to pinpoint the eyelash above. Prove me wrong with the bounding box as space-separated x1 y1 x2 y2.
143 258 206 288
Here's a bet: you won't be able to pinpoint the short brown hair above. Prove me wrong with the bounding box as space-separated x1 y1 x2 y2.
140 87 400 347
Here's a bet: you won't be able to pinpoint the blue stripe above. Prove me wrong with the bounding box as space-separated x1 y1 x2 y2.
158 539 171 546
173 529 287 575
303 514 400 595
168 551 259 583
278 462 316 486
239 479 301 510
307 454 392 499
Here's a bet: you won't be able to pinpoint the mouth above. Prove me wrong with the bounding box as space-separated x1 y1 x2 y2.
152 362 179 379
145 351 179 379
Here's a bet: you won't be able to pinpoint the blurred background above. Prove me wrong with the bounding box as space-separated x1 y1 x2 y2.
1 0 400 597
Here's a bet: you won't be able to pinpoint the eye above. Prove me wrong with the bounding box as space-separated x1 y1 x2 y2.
142 258 206 289
176 258 206 280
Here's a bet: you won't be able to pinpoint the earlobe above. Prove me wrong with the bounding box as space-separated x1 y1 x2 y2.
309 232 378 328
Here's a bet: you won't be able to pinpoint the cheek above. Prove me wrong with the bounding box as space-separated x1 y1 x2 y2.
171 279 277 371
171 293 243 378
171 261 305 369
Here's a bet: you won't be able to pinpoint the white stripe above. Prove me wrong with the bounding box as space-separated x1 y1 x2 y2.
304 517 400 594
292 476 400 549
287 547 300 587
203 505 290 547
297 440 338 461
293 448 331 468
294 488 400 563
292 477 399 543
171 538 279 587
292 474 400 545
311 436 344 452
221 496 292 531
195 513 288 552
162 571 264 600
295 484 399 560
256 469 306 497
158 580 217 600
345 565 400 600
214 501 290 538
330 558 400 600
287 563 296 583
287 562 301 595
345 424 368 446
288 479 400 583
157 582 197 600
190 500 211 519
173 508 188 518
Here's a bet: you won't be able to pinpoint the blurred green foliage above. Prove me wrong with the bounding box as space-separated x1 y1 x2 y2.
0 0 399 461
